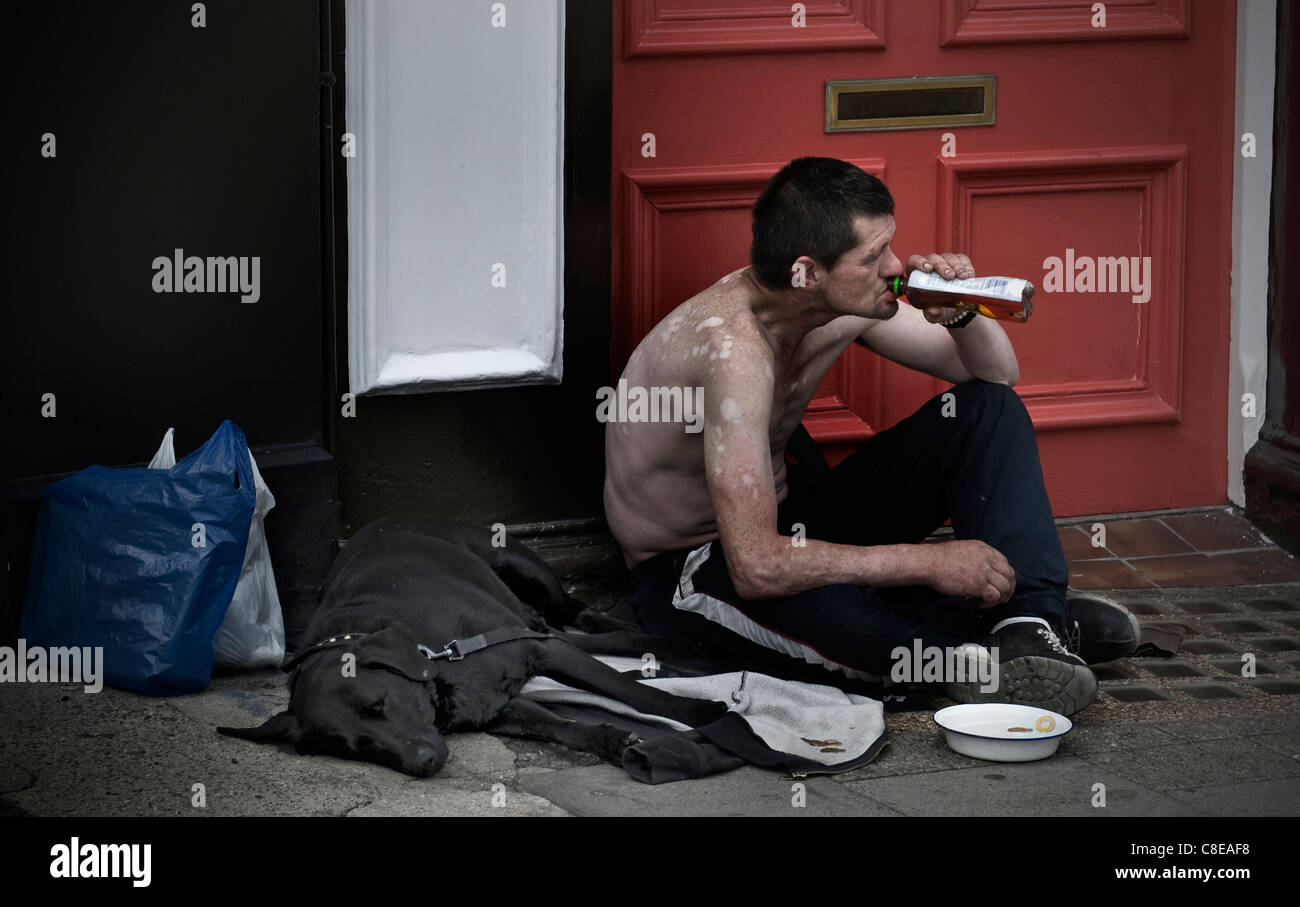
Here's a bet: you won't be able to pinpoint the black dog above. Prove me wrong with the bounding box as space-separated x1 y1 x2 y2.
218 515 726 776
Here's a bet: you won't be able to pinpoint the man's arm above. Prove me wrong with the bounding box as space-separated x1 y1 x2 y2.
702 324 1016 603
857 254 1019 386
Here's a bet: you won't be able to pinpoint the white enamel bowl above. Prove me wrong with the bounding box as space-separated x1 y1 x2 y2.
933 703 1072 762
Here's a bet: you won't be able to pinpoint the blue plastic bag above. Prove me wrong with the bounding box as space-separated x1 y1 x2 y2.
21 420 256 695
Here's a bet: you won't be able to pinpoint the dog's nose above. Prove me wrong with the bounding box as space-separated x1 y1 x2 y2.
413 743 446 776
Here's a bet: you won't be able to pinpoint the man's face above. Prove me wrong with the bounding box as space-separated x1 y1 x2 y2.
817 214 904 319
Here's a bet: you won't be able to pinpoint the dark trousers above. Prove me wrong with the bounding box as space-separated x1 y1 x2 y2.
628 379 1069 679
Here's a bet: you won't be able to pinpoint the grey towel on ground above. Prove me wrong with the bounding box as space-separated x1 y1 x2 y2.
521 654 885 768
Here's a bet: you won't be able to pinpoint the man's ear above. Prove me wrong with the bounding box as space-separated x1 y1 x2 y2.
217 710 303 745
357 625 434 682
791 254 822 289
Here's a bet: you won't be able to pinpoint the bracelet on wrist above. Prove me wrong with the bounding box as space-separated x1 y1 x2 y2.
941 309 978 330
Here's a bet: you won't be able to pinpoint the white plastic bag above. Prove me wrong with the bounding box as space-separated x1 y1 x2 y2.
150 427 286 668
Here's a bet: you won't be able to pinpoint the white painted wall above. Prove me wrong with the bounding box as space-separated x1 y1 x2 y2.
1228 0 1276 503
345 0 565 394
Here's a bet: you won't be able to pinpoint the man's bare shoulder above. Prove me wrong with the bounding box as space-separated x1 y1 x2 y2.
628 268 773 379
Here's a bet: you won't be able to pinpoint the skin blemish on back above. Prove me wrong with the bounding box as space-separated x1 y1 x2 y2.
720 398 740 422
695 316 725 331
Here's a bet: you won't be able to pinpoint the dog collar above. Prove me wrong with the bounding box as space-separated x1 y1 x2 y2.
283 627 557 673
281 632 371 672
419 628 556 662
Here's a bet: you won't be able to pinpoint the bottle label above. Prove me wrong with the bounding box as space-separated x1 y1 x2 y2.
906 271 1029 302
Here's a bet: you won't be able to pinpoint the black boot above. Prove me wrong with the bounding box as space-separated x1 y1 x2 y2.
945 617 1097 716
1065 592 1140 664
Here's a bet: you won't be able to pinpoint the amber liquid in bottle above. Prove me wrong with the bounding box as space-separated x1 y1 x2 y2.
889 271 1035 323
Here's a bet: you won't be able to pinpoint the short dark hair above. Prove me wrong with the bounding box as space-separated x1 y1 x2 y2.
749 157 895 289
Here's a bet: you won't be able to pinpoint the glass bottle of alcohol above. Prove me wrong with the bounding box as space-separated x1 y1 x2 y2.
889 271 1034 322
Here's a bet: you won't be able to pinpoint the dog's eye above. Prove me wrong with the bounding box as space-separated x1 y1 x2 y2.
363 696 387 717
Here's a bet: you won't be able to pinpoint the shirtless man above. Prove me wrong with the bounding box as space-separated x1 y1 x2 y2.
603 157 1138 715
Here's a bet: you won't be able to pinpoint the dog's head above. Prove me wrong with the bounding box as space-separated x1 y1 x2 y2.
218 624 450 777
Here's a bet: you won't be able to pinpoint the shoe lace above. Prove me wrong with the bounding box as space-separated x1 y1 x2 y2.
1067 619 1081 654
1037 625 1071 656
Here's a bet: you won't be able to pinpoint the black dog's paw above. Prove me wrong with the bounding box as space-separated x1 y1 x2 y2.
588 724 642 763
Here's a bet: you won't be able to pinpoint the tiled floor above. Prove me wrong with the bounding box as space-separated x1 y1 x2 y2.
1082 584 1300 710
1054 509 1300 712
1060 508 1300 590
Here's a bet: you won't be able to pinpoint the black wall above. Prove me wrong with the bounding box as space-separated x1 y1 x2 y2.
1 1 614 642
1 0 332 641
2 1 323 476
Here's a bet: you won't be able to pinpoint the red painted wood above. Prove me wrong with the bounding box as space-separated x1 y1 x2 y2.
611 0 1235 516
937 146 1186 431
940 0 1190 46
625 0 886 57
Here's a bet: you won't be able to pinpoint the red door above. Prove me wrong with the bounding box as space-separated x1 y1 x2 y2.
610 0 1234 517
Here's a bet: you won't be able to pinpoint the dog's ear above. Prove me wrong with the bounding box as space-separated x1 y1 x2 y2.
217 710 303 745
356 625 434 682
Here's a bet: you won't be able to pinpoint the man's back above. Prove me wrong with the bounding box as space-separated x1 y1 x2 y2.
603 265 866 566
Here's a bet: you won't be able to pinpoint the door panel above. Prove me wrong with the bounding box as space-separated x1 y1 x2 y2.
938 147 1186 432
624 0 886 56
940 0 1190 45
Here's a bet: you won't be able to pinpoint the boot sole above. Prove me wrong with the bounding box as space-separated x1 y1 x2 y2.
946 655 1098 716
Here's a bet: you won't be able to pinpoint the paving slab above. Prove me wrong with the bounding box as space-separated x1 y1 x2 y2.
348 779 569 817
0 677 364 816
824 730 982 780
1242 730 1300 760
1205 711 1300 738
170 669 288 725
841 756 1200 816
1142 718 1248 742
515 763 902 817
0 673 561 817
1077 736 1300 792
1056 721 1183 755
1162 780 1300 817
434 733 525 782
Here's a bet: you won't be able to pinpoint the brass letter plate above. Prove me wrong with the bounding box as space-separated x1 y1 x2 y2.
825 74 996 133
